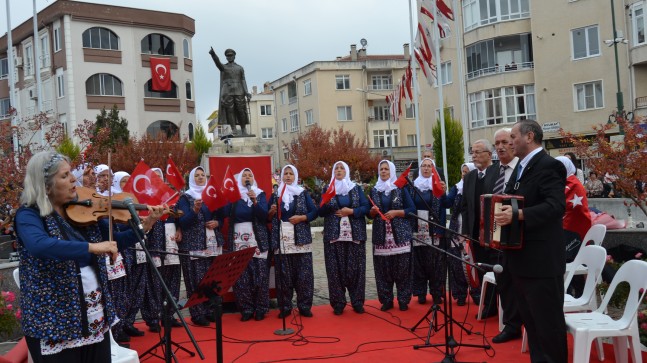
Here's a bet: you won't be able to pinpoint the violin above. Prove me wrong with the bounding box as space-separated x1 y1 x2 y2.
65 187 182 226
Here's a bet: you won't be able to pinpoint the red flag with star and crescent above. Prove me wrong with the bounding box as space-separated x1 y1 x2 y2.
123 160 178 206
563 175 592 240
220 166 241 203
201 174 227 211
165 156 185 191
150 57 171 92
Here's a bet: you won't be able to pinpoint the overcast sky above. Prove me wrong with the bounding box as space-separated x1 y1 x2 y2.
2 0 414 132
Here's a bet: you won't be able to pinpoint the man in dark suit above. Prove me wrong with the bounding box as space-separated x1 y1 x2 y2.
495 119 567 363
460 139 498 317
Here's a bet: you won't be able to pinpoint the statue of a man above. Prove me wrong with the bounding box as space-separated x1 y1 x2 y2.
209 47 252 135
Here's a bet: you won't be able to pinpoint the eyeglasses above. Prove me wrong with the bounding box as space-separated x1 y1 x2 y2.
470 150 490 155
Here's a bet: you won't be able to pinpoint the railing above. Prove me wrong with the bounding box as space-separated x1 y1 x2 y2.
466 61 534 80
367 85 393 92
288 96 297 105
636 96 647 109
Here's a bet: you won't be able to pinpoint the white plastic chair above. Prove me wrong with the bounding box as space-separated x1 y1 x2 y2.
521 245 607 357
565 259 647 363
476 272 504 332
566 224 606 277
14 268 139 363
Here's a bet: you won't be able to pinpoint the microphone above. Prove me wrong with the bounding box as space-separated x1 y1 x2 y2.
476 262 503 273
245 180 252 192
123 198 144 232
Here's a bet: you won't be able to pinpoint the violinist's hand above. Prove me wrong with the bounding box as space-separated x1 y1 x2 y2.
194 199 203 213
335 207 354 217
205 220 218 230
143 204 167 232
90 241 118 262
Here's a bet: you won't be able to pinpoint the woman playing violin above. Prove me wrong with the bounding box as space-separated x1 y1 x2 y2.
14 151 166 363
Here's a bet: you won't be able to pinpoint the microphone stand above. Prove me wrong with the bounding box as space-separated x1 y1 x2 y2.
125 216 204 363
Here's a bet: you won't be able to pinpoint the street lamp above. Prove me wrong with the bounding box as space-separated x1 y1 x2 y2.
356 88 394 159
607 0 630 134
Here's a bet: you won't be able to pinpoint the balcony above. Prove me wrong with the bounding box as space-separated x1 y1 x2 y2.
467 61 534 80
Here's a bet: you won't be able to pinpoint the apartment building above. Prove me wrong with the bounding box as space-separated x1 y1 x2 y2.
0 0 196 148
270 44 434 170
426 0 634 157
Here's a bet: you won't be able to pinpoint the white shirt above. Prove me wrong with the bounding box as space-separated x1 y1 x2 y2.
502 157 519 187
517 147 543 180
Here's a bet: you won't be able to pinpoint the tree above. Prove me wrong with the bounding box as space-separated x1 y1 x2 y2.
432 106 464 186
561 116 647 218
93 105 129 152
189 122 212 161
285 125 380 184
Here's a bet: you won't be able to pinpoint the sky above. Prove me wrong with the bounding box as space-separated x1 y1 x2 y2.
1 0 414 132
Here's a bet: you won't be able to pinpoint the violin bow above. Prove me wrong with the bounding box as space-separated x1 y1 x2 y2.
107 152 113 242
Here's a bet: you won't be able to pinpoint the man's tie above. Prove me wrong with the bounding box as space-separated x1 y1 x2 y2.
493 165 508 194
478 171 484 180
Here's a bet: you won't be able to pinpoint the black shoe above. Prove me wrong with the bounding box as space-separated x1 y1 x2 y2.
299 308 313 317
254 312 265 321
417 295 427 304
380 301 394 311
333 306 344 315
352 305 365 314
191 317 210 326
278 309 291 319
240 312 253 322
123 325 145 337
171 319 183 327
148 323 161 333
205 314 217 322
492 330 521 344
456 299 466 306
399 303 409 311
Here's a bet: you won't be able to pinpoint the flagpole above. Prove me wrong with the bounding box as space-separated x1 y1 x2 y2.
433 0 450 184
408 0 422 164
453 0 470 161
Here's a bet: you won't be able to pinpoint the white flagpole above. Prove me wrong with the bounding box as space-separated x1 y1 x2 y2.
6 0 19 159
408 0 422 164
433 0 450 183
453 0 470 161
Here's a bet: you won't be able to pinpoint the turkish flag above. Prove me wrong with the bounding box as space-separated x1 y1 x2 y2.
201 174 227 211
319 181 336 207
430 166 445 198
150 57 171 92
166 156 185 191
123 160 178 206
394 164 412 189
220 166 241 203
563 175 592 240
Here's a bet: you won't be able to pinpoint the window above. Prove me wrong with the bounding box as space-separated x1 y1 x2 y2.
632 3 645 46
572 25 600 59
463 0 530 31
372 105 390 121
145 80 178 98
337 106 352 121
185 81 192 100
0 58 7 80
140 34 174 55
281 118 288 133
373 129 398 147
336 75 350 90
24 43 34 77
261 127 273 139
574 81 603 111
469 84 536 128
56 68 65 98
434 62 452 86
303 79 312 96
406 104 416 119
305 109 314 125
0 98 10 117
82 27 119 50
280 90 286 105
435 106 455 121
466 34 533 79
371 74 392 90
260 105 272 116
183 38 190 59
53 21 62 52
188 123 194 140
85 73 123 96
290 110 299 132
407 134 418 146
39 33 50 68
288 83 297 104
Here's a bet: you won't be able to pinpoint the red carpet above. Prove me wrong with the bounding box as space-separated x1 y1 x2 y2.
128 299 647 363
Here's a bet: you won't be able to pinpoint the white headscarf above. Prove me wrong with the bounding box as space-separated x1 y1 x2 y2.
236 168 264 207
413 158 435 192
456 163 476 194
186 166 206 200
555 156 576 177
72 163 89 187
111 171 130 194
330 161 356 196
94 164 111 175
278 164 304 211
374 160 397 195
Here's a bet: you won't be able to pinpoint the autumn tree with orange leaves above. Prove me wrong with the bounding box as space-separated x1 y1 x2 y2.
561 116 647 218
284 125 381 184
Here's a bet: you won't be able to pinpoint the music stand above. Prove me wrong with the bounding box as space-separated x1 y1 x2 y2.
184 247 256 363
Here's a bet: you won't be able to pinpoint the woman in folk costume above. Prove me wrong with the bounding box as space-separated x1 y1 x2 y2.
445 163 480 305
94 164 112 196
368 160 415 311
269 165 318 318
556 156 592 261
176 166 223 326
318 161 370 315
220 168 270 321
409 158 449 305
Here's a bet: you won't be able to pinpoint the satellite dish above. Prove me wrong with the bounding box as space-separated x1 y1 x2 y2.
360 38 368 48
